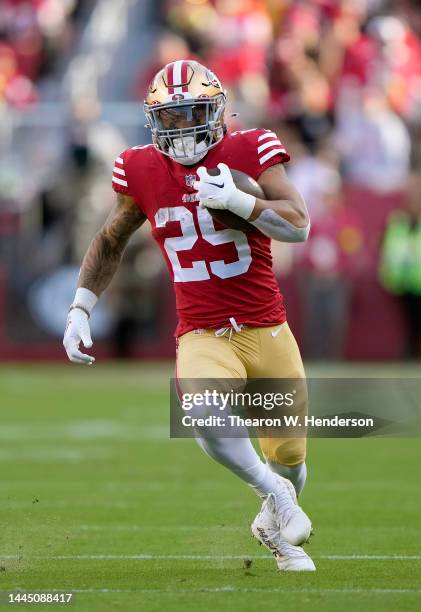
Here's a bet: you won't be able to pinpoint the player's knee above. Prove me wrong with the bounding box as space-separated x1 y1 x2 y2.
260 438 306 467
275 442 306 467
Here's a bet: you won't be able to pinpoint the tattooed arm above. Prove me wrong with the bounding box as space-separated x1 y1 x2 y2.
63 193 146 365
78 193 146 295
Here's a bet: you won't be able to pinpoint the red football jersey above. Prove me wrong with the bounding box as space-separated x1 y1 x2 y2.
111 128 290 336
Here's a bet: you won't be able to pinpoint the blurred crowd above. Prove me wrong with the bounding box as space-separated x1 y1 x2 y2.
157 0 421 168
1 0 421 359
0 0 91 108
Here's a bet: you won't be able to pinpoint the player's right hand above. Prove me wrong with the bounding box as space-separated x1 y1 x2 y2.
63 308 95 365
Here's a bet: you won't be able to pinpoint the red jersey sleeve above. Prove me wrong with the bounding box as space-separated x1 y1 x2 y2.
111 151 132 196
231 128 290 181
111 147 149 217
255 129 290 174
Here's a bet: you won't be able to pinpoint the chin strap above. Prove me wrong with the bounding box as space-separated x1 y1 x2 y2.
169 137 208 166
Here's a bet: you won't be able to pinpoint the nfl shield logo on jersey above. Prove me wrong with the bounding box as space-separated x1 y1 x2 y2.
185 174 196 188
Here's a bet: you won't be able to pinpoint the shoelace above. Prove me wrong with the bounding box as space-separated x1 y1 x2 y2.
272 488 299 529
214 317 243 341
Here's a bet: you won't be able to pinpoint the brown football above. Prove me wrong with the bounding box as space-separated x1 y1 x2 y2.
205 168 265 231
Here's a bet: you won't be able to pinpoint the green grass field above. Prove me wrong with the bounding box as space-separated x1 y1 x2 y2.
0 363 420 611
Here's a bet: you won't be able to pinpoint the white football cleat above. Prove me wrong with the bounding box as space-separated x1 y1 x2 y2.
269 474 312 546
251 494 316 572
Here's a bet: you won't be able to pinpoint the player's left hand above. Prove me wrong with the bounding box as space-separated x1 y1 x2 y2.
194 163 236 210
194 163 256 220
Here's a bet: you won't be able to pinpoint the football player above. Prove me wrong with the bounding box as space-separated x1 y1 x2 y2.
63 60 314 572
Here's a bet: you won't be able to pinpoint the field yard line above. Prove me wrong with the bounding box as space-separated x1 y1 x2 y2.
55 587 421 594
79 525 242 532
2 554 421 561
324 555 421 560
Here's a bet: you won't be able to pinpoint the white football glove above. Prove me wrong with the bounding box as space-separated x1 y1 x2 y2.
194 163 256 220
63 288 97 365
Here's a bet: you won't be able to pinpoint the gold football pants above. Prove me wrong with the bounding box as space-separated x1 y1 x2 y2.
176 322 306 466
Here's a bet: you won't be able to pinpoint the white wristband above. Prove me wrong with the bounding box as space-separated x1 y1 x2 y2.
228 189 256 220
72 288 98 315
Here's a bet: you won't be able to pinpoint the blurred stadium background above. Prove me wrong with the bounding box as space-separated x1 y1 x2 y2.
2 0 421 362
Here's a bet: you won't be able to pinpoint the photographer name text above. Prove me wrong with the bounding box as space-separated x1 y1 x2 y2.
181 415 374 428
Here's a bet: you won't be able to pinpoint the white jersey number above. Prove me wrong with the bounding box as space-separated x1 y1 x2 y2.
154 206 252 282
